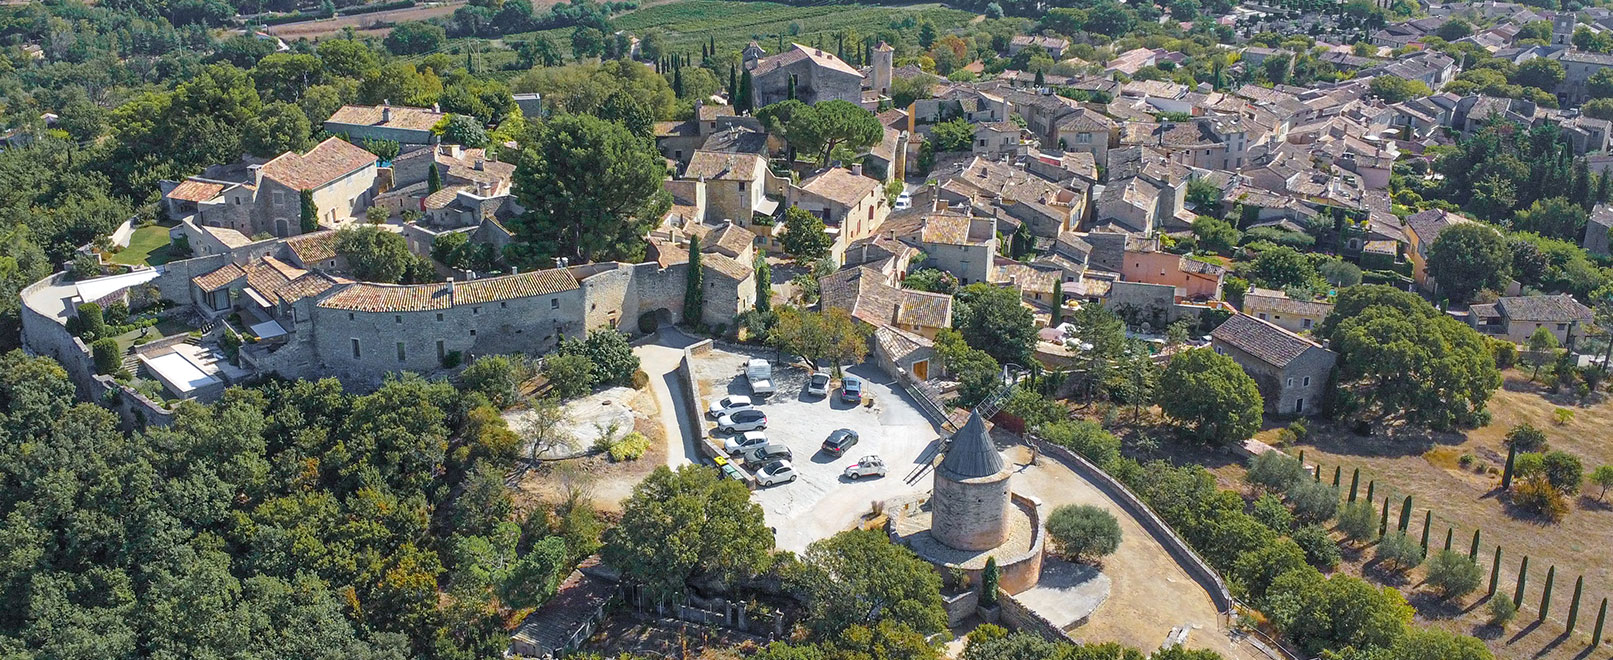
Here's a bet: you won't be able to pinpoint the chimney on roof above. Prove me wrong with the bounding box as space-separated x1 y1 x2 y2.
381 106 391 123
474 158 485 171
851 163 863 176
432 103 440 113
446 277 455 300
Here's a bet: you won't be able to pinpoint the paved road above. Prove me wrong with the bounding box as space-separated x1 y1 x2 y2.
631 327 703 468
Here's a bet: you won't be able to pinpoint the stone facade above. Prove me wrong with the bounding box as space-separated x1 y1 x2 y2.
931 469 1013 551
1210 314 1336 416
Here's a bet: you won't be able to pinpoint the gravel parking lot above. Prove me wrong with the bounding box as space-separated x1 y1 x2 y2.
693 346 943 553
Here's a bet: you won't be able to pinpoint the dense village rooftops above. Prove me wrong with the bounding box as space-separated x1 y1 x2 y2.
821 266 952 330
1495 294 1594 322
259 137 377 191
316 267 580 312
750 43 863 79
1211 313 1323 368
326 103 445 132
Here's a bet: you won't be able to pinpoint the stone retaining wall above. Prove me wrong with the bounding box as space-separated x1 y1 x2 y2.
1025 435 1234 612
677 337 757 488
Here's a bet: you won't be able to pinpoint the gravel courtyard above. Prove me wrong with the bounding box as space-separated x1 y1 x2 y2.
690 345 943 553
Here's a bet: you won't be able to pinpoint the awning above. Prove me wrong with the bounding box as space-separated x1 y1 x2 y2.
249 319 288 339
754 197 781 218
75 267 164 304
242 286 273 309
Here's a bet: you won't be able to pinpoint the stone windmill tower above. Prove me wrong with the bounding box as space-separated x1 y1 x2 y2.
930 412 1014 552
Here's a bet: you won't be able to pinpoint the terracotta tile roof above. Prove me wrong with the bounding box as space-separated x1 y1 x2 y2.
874 325 930 362
896 289 953 328
1244 292 1334 318
685 151 765 182
425 185 471 210
704 223 755 256
259 137 377 191
919 215 972 245
702 253 752 281
697 103 734 121
318 267 580 312
751 43 863 79
326 104 444 132
994 261 1059 294
453 269 581 305
797 167 882 208
277 273 335 303
285 230 339 264
168 179 225 202
192 263 244 292
1211 313 1322 368
655 120 698 138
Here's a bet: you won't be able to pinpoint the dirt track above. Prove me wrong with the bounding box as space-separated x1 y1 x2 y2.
264 1 467 40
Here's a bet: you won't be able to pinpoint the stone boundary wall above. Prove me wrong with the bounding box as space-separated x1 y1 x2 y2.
1024 434 1234 612
677 338 758 488
20 272 177 429
1000 589 1070 642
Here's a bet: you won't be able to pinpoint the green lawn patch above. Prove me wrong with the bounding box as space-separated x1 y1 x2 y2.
109 225 177 266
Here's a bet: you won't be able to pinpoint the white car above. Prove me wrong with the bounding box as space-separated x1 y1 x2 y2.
894 192 912 210
842 455 887 480
754 460 799 486
724 430 769 454
717 409 768 432
806 371 831 397
708 395 754 418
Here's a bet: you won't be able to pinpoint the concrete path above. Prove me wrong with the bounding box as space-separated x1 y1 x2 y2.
631 328 703 468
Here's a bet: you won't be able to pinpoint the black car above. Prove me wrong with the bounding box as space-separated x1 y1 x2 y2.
821 428 859 456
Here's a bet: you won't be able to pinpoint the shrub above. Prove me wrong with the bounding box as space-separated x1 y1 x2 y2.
606 431 650 461
1513 476 1569 522
1287 480 1340 523
441 350 463 369
1490 338 1518 369
1252 493 1294 532
1542 450 1583 493
1045 504 1122 562
638 310 660 335
1291 524 1340 569
91 338 120 374
1285 419 1308 441
544 354 595 399
1337 500 1377 542
631 369 650 389
104 300 130 326
1425 550 1483 599
1376 532 1425 572
1553 407 1575 424
460 355 524 408
1038 420 1121 469
1489 592 1518 625
1513 452 1545 480
76 302 106 340
1248 451 1306 491
1504 423 1548 452
558 330 640 387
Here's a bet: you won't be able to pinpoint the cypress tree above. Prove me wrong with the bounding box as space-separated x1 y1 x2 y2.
1332 466 1341 487
754 253 771 314
1594 598 1607 646
1034 68 1044 87
738 69 753 113
1051 279 1064 326
1348 469 1360 502
1502 445 1517 490
673 66 685 97
428 163 442 194
1516 556 1530 607
1470 529 1481 561
1569 576 1584 634
728 65 736 101
684 235 704 327
709 35 715 57
1443 527 1453 552
1398 495 1413 533
299 189 318 233
1542 566 1556 621
1489 546 1503 597
981 556 1000 607
1420 510 1431 550
1378 496 1390 537
787 74 796 100
1366 480 1376 503
1299 449 1305 465
1314 463 1322 482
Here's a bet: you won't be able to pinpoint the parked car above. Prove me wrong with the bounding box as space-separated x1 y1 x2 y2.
742 442 792 464
754 460 798 486
821 428 859 456
894 192 912 210
839 376 864 403
708 395 754 418
717 409 768 432
723 430 769 454
806 371 831 397
842 455 887 479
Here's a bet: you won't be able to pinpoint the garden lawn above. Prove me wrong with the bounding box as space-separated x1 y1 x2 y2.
109 225 176 266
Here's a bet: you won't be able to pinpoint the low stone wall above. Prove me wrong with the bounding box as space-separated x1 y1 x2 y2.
1024 435 1234 612
1000 589 1069 642
677 338 756 488
997 493 1046 595
942 589 979 627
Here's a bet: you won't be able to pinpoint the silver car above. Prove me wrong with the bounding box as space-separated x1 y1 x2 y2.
717 409 768 432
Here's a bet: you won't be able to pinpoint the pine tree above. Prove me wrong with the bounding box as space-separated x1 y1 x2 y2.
684 235 704 327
